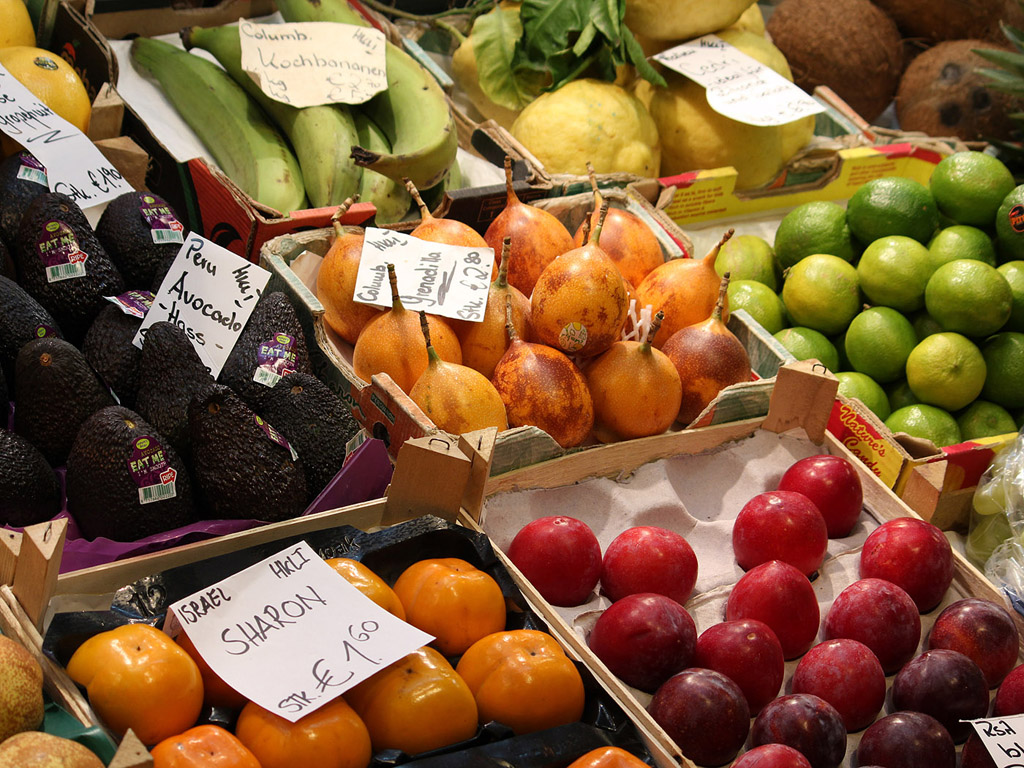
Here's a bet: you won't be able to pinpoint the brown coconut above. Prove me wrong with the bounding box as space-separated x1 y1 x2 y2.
871 0 1024 45
766 0 903 122
896 39 1020 141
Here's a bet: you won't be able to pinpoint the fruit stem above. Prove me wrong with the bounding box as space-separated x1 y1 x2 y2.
713 272 730 323
706 228 735 268
589 202 609 247
503 155 519 206
644 310 664 349
497 236 511 289
404 177 432 220
586 161 604 210
580 216 592 245
504 293 519 343
386 262 404 312
419 309 440 363
331 194 359 239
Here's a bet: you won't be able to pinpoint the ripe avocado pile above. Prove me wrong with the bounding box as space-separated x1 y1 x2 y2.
0 150 360 541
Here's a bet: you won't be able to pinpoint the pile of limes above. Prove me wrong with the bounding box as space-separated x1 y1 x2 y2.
722 150 1024 449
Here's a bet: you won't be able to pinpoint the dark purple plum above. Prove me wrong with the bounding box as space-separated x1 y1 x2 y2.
892 649 989 743
648 668 749 766
857 711 955 768
750 693 847 768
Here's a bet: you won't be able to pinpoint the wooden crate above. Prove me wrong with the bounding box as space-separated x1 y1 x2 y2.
463 361 1024 767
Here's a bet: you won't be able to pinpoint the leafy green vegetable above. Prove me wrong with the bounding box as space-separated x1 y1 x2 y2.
473 5 545 110
467 0 665 109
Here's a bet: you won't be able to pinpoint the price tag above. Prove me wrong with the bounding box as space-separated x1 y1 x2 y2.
0 63 133 208
653 35 824 127
239 19 387 108
165 541 432 722
353 227 494 323
134 233 271 377
969 715 1024 767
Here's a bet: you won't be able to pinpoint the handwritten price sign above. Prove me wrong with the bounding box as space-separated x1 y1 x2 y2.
969 715 1024 768
239 19 387 108
166 541 432 722
654 35 824 127
0 63 133 208
135 233 271 377
353 227 495 323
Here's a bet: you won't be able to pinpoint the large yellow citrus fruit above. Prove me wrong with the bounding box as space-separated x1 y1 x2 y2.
624 0 756 41
0 46 90 155
0 0 35 49
648 29 813 189
511 79 660 177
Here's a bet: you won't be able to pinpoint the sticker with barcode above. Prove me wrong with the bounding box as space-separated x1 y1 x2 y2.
46 261 87 282
17 164 47 186
139 480 177 505
253 367 283 388
152 228 185 244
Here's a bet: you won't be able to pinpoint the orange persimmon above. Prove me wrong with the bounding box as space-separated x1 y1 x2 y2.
176 630 248 711
325 558 406 620
66 623 204 745
392 558 506 656
345 646 478 755
567 745 651 767
150 724 261 768
456 629 586 734
234 696 371 768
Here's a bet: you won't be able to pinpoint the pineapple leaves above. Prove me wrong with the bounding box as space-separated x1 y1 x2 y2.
974 47 1024 79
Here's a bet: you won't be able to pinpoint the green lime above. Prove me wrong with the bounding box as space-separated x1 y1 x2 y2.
886 378 920 411
727 279 787 334
844 306 917 383
833 331 851 371
716 234 780 290
911 310 943 340
929 151 1016 227
836 370 891 420
885 403 963 448
856 235 935 312
956 400 1019 440
781 254 861 336
997 261 1024 332
906 331 987 411
995 184 1024 262
773 201 860 269
773 326 840 371
924 259 1013 337
847 176 941 245
928 225 998 268
981 332 1024 409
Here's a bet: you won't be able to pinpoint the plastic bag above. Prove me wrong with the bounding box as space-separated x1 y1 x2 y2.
966 428 1024 610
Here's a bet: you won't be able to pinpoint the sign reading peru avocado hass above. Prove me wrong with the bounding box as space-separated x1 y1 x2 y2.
0 64 133 208
134 233 271 377
239 19 387 108
165 541 432 722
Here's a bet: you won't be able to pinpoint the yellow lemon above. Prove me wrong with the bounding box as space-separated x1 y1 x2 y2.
0 0 35 49
511 78 660 177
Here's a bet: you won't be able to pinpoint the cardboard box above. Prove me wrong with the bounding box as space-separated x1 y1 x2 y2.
259 185 793 473
467 361 1024 767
